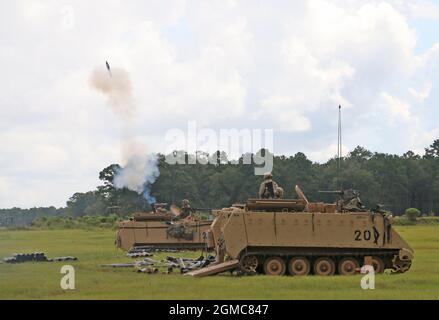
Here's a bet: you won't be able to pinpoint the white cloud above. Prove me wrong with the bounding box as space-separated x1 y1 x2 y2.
409 82 432 102
393 0 439 19
260 96 311 132
304 143 350 163
381 92 412 121
0 177 8 194
1 0 439 207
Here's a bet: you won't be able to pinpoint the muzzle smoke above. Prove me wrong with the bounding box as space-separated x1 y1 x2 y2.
90 66 159 203
113 140 159 204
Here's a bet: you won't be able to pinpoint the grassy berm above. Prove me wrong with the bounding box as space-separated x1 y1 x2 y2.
0 226 438 299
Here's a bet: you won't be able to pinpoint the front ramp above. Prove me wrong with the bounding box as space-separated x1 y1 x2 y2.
185 259 239 277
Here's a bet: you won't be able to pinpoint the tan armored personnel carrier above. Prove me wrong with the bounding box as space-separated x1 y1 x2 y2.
188 186 413 277
116 203 213 251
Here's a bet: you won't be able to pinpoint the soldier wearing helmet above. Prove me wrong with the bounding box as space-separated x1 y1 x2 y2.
259 172 284 199
180 199 194 219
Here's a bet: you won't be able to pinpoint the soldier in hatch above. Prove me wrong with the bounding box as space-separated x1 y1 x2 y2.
258 172 284 199
180 199 195 219
339 189 365 212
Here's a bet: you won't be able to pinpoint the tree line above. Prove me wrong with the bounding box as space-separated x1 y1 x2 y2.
1 139 438 225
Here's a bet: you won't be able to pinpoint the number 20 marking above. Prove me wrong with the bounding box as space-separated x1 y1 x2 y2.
355 230 371 241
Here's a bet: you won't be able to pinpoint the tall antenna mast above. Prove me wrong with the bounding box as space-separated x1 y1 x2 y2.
337 105 342 190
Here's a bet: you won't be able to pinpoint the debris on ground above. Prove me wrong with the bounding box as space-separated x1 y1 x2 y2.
137 267 159 274
126 251 153 258
101 255 216 274
128 246 180 254
49 256 78 262
2 252 78 264
101 257 161 268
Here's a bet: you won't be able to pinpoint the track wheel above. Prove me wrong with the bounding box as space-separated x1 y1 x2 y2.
313 257 336 276
338 257 359 276
288 257 311 276
263 257 286 276
371 256 385 274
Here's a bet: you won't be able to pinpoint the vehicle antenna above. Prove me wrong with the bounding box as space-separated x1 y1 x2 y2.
337 105 342 190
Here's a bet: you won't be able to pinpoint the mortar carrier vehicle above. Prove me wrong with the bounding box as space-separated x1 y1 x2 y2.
188 186 413 277
116 203 213 251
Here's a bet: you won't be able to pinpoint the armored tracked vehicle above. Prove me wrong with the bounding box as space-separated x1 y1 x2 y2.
116 203 213 251
188 186 413 277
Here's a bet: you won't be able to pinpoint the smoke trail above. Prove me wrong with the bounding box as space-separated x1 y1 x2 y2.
90 68 135 119
90 66 159 203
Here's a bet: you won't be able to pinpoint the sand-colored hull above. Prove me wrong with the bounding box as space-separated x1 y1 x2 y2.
116 220 213 251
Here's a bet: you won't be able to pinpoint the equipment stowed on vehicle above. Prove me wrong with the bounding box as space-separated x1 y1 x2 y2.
115 202 213 251
187 185 413 277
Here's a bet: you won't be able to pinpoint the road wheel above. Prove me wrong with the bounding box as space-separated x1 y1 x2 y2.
371 256 385 274
263 257 286 276
313 257 336 276
338 257 359 275
288 257 311 276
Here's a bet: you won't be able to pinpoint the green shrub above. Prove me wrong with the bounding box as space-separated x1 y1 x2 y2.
418 217 439 225
393 216 416 226
63 220 73 229
29 214 118 230
107 214 119 222
405 208 421 222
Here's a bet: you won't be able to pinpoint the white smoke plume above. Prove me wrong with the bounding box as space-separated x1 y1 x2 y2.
90 66 159 203
90 68 136 119
113 140 160 203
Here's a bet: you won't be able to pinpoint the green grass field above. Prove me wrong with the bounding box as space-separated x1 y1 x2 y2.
1 226 438 300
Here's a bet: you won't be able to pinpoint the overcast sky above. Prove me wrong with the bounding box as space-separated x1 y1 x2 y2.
1 0 439 208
